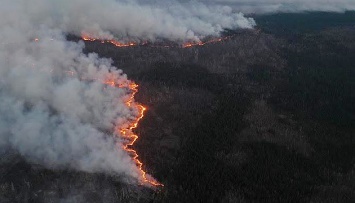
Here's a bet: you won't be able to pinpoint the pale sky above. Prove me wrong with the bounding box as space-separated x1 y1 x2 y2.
195 0 355 13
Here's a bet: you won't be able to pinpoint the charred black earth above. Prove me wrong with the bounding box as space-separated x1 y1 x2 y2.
1 12 355 202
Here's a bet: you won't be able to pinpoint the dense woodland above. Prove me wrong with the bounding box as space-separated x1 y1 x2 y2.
1 12 355 202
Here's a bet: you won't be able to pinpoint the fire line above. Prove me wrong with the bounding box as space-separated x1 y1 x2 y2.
72 32 231 186
108 80 163 187
81 33 231 48
82 34 138 47
33 30 232 187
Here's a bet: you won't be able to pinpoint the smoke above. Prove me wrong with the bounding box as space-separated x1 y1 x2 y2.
1 0 254 182
0 27 139 179
197 0 355 14
15 0 255 42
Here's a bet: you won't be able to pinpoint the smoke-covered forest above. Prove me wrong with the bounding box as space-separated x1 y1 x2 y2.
1 10 355 202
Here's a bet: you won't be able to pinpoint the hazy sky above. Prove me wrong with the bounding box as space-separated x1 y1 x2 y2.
197 0 355 13
10 0 255 42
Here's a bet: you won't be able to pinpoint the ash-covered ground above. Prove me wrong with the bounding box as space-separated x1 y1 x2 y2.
1 12 355 202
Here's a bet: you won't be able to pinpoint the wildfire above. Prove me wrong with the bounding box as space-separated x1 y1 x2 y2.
79 34 232 188
82 33 137 48
30 36 162 187
81 33 231 48
182 36 230 48
108 80 163 187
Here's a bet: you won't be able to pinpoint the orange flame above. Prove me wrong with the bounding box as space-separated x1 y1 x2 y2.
30 37 162 186
82 33 137 48
107 80 163 187
33 33 230 188
182 36 229 48
81 33 231 49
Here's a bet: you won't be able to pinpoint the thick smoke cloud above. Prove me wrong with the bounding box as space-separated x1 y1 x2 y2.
0 23 139 178
198 0 355 14
0 0 254 182
17 0 255 42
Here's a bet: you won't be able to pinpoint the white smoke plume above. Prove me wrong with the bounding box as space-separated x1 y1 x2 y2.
0 26 139 179
1 0 254 182
198 0 355 14
16 0 255 42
